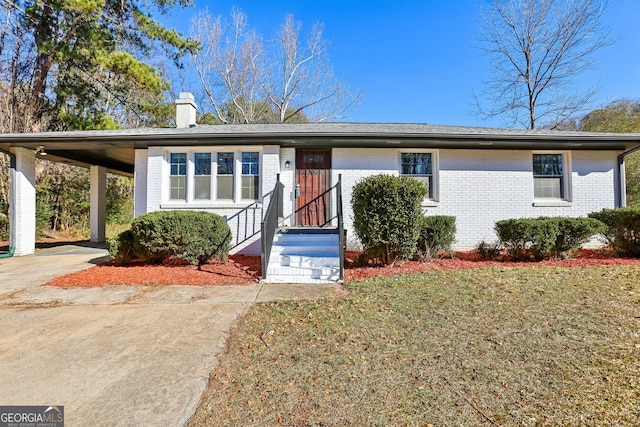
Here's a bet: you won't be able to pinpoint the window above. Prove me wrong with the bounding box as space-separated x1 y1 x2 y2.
169 153 187 200
241 152 259 199
194 153 211 200
166 150 261 203
217 152 234 200
533 153 564 198
401 152 433 198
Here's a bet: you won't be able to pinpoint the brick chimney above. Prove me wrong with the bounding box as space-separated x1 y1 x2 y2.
175 92 197 128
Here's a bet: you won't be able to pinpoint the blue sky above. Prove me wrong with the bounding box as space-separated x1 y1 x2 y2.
172 0 640 127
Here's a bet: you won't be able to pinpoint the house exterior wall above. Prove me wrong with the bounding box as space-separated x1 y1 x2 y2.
139 144 620 255
134 149 148 217
334 148 619 251
139 145 282 256
10 147 36 256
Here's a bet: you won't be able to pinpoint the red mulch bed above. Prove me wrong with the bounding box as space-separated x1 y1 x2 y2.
47 249 640 288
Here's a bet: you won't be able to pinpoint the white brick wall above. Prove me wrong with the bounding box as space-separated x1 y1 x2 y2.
139 145 620 254
141 145 282 255
10 147 36 256
280 147 296 225
145 147 164 213
134 149 148 217
334 148 619 251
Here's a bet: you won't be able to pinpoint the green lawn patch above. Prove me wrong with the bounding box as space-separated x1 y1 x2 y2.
189 266 640 426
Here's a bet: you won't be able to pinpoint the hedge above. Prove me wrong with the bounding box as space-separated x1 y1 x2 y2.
588 207 640 257
495 217 604 261
108 210 231 266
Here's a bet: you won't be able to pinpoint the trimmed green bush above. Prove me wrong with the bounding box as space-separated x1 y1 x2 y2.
553 217 605 258
495 216 604 261
351 174 428 265
416 215 456 259
588 207 640 257
495 218 557 261
109 210 231 266
107 229 134 265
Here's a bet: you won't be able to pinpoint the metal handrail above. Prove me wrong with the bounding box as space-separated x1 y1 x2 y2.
261 175 284 279
336 174 345 280
294 186 334 227
226 194 270 250
293 175 345 280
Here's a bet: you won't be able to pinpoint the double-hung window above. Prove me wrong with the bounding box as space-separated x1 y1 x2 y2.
217 152 235 200
194 153 211 200
533 153 565 199
400 152 433 199
169 153 187 200
241 152 260 200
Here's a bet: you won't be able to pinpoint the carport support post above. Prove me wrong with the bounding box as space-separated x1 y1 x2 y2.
10 147 36 256
90 165 106 242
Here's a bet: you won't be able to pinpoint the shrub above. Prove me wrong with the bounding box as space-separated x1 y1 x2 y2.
495 216 604 261
416 215 456 260
476 240 502 260
553 217 605 258
107 229 134 265
495 218 554 261
351 174 428 265
110 210 231 266
588 207 640 257
0 213 8 241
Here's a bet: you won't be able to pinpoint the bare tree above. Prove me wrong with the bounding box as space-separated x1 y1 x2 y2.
191 9 361 124
475 0 612 129
191 8 267 124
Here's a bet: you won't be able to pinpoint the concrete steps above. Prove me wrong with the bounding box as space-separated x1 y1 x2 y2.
263 228 342 283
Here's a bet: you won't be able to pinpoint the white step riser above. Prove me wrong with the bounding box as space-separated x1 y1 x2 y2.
266 265 340 280
276 255 340 268
274 234 339 245
271 246 338 257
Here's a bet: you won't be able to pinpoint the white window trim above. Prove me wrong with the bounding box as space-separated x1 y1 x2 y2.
399 149 439 203
162 147 263 206
532 150 572 206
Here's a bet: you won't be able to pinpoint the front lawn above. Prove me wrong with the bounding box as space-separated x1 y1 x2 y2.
189 266 640 426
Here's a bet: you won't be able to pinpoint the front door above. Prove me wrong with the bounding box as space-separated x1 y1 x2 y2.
295 149 331 226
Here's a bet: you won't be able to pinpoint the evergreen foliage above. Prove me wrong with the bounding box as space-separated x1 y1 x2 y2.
0 0 196 132
109 210 231 266
588 207 640 257
415 215 456 259
495 217 605 261
351 174 428 265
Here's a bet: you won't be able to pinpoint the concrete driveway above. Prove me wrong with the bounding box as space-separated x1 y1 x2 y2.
0 243 346 426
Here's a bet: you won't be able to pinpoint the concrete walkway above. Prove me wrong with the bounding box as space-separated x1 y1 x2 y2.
0 244 346 426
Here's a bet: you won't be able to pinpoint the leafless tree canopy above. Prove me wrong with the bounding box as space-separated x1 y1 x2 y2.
475 0 611 129
190 9 361 124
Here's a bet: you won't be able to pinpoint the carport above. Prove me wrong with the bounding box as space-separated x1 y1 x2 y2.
0 94 197 256
0 134 135 256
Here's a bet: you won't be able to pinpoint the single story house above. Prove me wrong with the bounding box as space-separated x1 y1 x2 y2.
2 93 640 282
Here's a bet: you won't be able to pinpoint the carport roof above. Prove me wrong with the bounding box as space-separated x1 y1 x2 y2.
1 122 640 175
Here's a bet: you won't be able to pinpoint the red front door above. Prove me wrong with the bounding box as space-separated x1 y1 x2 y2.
295 149 331 226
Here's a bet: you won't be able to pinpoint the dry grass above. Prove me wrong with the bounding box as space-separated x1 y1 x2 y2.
189 266 640 426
